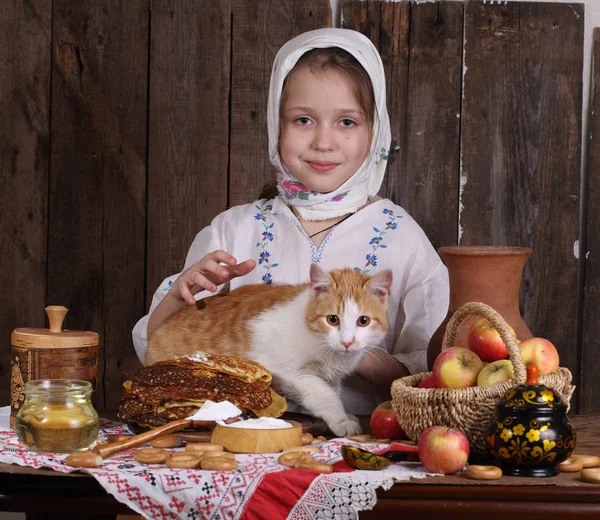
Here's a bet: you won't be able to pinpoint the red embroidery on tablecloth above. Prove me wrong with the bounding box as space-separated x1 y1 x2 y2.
99 472 174 518
159 472 194 493
168 496 185 513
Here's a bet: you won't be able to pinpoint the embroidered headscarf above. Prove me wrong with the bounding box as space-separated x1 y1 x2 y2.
268 28 391 221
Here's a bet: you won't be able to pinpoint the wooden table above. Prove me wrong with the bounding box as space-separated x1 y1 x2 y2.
1 414 599 520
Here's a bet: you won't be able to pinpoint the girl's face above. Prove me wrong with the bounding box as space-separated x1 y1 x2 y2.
279 66 371 194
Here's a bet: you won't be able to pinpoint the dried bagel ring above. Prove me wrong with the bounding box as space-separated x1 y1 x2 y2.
558 457 584 473
165 453 202 469
201 457 239 471
581 468 600 483
65 452 103 468
301 433 314 445
202 450 235 460
133 448 169 465
278 451 304 467
150 434 184 449
465 465 503 480
186 443 224 453
344 434 374 443
572 454 600 468
296 461 333 474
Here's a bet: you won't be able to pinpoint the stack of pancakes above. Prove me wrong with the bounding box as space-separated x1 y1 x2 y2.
118 352 287 428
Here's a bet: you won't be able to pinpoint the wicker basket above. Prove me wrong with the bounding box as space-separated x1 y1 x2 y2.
391 302 574 453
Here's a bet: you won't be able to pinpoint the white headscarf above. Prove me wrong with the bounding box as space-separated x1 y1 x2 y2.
268 28 391 221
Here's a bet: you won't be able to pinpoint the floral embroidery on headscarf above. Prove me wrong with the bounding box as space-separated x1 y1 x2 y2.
278 177 349 203
375 147 389 166
279 179 316 200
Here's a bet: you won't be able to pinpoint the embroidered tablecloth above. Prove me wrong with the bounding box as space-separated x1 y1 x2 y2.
0 418 435 520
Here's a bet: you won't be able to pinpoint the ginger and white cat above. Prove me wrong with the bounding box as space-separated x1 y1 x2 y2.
146 264 393 436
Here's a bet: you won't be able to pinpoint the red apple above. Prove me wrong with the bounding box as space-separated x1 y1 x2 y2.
418 426 470 474
418 374 438 388
370 401 408 440
432 347 484 388
468 319 516 362
519 337 560 375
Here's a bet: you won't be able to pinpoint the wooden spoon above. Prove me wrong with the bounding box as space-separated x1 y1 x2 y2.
93 419 199 459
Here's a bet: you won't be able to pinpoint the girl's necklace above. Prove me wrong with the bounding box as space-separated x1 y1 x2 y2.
306 213 353 238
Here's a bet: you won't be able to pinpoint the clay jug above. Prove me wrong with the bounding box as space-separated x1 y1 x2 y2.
427 246 534 369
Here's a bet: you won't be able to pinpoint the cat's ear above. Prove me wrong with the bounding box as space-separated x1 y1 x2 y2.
309 264 331 297
365 269 393 303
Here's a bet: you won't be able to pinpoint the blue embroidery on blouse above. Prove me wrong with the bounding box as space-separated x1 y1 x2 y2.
254 204 279 284
271 208 322 264
311 230 335 264
161 280 173 294
356 208 403 273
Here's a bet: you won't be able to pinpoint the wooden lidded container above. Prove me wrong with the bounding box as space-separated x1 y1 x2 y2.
10 306 98 428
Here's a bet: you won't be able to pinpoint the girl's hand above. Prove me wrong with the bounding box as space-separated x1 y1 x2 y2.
170 251 256 305
355 349 409 392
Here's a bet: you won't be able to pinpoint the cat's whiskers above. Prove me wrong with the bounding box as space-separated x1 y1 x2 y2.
362 343 400 382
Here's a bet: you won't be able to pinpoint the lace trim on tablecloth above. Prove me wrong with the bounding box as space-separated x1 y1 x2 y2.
288 458 431 520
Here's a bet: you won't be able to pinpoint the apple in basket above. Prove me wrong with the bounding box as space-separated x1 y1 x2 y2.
418 426 470 474
477 359 514 386
432 347 484 388
418 373 438 388
468 318 516 362
370 401 408 440
518 337 560 375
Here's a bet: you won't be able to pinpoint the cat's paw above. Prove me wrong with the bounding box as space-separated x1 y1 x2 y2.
329 416 362 437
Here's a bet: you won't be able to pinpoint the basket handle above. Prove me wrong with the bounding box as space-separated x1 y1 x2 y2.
440 302 527 385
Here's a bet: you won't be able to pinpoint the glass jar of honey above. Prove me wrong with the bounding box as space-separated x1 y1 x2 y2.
15 380 100 453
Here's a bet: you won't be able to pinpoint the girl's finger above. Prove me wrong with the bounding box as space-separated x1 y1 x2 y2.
178 282 198 305
205 250 238 267
188 271 218 294
228 259 256 278
198 258 230 280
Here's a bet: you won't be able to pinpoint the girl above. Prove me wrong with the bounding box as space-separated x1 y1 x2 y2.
132 28 449 415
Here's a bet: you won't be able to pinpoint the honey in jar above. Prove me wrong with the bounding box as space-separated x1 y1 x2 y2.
15 380 100 453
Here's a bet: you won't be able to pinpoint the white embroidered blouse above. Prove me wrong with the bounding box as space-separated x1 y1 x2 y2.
132 197 449 414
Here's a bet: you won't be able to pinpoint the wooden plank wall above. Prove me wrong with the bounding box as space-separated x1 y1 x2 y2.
1 0 52 405
580 28 600 413
1 1 596 413
343 1 587 410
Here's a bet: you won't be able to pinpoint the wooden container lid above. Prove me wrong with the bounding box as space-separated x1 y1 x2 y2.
11 305 99 349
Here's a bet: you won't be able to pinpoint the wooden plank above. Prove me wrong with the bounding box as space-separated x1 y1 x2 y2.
147 0 230 303
0 1 52 403
49 1 148 409
228 0 331 207
342 1 462 250
399 2 462 250
580 28 600 414
460 3 583 395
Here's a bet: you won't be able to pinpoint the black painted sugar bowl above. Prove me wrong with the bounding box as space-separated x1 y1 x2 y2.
486 364 576 477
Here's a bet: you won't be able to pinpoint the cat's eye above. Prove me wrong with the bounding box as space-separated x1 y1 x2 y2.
326 315 339 326
357 316 370 327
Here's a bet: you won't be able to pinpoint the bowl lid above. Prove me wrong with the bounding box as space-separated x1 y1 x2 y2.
496 383 566 413
11 306 98 348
